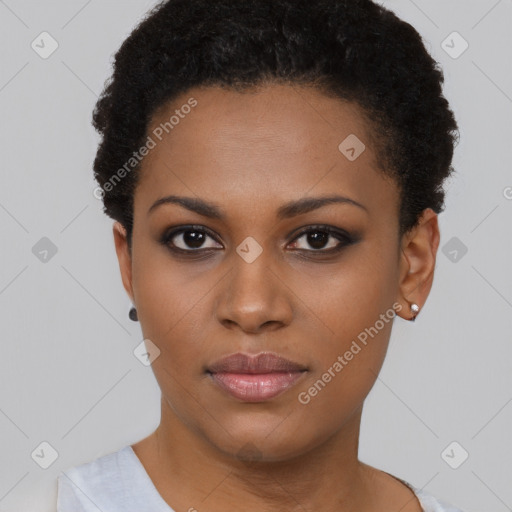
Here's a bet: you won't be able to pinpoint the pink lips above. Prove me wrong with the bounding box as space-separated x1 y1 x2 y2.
207 352 307 402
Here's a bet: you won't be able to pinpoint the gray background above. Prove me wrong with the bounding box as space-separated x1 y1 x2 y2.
0 1 511 511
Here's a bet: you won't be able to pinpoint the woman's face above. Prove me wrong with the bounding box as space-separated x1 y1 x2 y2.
114 84 431 461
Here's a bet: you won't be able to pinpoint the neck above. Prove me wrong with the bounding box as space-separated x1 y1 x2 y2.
144 396 375 512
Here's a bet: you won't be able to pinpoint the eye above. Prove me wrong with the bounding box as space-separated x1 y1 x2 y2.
160 224 357 257
161 225 222 252
287 225 354 253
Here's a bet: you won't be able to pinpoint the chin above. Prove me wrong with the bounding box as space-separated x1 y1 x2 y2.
201 416 327 463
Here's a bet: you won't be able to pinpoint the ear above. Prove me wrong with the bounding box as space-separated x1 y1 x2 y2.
113 221 134 304
396 208 440 321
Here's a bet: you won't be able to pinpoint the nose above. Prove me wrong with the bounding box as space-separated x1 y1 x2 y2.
214 247 293 334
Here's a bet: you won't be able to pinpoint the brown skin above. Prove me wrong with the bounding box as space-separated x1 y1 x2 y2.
113 84 439 512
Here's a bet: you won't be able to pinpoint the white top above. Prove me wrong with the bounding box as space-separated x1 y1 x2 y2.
57 445 465 512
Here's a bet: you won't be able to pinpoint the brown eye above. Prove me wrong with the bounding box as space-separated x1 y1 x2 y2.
162 226 222 252
288 226 354 253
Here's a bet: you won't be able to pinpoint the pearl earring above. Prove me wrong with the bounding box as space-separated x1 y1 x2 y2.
410 303 420 321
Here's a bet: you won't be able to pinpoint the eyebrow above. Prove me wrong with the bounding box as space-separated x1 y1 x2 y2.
147 194 368 220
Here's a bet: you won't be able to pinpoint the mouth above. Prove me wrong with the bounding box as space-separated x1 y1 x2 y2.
206 352 307 402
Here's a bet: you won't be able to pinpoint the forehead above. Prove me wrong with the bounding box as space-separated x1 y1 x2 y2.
136 84 398 220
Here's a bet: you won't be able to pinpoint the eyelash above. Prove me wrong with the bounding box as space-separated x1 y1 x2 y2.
160 224 357 257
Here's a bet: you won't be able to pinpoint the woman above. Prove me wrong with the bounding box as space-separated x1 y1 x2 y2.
57 0 464 510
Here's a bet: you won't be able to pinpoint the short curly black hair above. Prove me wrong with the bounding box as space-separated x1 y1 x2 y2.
92 0 459 249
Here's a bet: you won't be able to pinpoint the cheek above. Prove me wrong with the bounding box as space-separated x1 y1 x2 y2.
294 240 399 340
290 298 395 450
290 244 399 411
131 233 200 315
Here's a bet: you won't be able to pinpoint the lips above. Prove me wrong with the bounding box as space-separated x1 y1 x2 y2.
207 352 307 402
